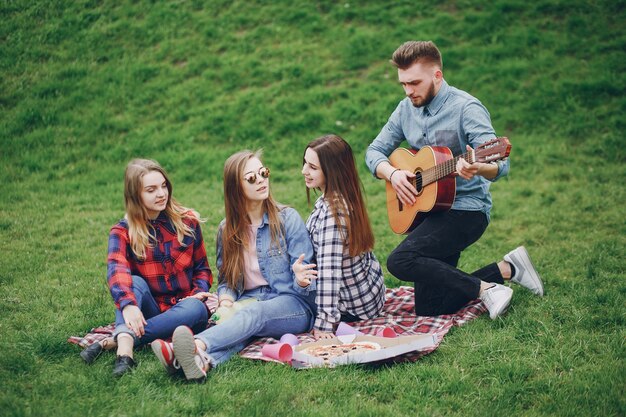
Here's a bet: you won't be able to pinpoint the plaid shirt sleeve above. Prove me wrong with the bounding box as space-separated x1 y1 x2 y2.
190 218 212 293
106 224 137 311
312 203 346 332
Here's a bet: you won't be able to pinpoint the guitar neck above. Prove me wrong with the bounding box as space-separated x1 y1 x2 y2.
421 151 471 186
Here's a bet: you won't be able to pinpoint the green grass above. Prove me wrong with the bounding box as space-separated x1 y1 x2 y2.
1 0 625 416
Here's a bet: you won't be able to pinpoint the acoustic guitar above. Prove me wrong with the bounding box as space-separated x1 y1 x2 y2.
386 137 511 234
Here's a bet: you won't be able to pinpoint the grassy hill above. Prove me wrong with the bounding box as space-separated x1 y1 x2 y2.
1 1 624 416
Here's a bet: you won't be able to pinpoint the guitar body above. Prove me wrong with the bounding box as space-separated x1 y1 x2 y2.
386 146 456 234
385 137 511 235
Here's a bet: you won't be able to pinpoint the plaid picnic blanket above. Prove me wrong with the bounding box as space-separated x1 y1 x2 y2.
68 286 486 366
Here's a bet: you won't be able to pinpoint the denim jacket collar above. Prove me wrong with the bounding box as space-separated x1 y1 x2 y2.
259 211 270 228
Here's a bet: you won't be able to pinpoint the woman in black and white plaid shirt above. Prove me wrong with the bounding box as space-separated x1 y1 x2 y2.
299 134 386 339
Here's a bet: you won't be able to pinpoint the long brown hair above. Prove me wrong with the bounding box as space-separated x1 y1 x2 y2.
124 159 199 259
304 134 374 256
221 150 284 290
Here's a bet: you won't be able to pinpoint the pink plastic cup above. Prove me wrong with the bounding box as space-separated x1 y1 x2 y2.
375 327 398 338
261 342 293 362
279 333 300 346
335 322 364 336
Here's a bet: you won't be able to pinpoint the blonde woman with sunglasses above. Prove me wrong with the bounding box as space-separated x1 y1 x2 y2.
153 150 316 383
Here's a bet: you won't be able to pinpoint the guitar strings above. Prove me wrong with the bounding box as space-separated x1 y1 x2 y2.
420 152 470 186
412 138 509 187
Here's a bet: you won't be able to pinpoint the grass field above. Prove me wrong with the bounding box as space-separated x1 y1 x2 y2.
1 1 625 416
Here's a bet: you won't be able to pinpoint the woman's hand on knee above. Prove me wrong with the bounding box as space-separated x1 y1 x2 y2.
183 292 210 302
122 305 147 337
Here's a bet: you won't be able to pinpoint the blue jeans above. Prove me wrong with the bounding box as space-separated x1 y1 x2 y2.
113 275 209 347
194 286 314 366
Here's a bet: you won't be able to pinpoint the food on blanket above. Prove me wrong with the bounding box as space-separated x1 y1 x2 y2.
300 341 382 361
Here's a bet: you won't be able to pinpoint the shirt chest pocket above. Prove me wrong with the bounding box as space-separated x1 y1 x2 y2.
266 248 288 275
434 130 461 155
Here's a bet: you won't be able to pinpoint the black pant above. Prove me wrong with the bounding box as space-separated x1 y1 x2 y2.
387 210 504 316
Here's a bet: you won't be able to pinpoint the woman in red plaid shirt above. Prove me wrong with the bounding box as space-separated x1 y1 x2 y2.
80 159 213 377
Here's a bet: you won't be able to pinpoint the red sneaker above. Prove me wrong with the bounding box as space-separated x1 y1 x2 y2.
151 339 182 377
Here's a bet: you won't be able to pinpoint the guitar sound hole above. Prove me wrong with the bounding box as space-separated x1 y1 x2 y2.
413 172 423 193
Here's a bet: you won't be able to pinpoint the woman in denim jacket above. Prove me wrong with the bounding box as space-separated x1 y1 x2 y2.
153 150 316 382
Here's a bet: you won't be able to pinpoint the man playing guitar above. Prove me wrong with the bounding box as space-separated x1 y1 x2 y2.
365 41 544 319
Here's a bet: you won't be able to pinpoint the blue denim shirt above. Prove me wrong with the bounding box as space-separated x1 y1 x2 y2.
216 207 317 312
365 80 510 221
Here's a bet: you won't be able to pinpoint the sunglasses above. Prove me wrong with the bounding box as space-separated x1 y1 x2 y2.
243 167 271 184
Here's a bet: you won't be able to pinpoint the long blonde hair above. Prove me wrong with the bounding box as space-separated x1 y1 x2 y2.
304 134 375 256
124 159 199 259
221 150 284 290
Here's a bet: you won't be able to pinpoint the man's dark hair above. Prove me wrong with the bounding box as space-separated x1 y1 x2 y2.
391 41 442 70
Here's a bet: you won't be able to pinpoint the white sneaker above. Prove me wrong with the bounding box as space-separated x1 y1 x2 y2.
480 284 513 320
172 326 211 383
504 246 544 296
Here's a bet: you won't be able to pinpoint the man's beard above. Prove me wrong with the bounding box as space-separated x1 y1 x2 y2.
410 81 436 108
